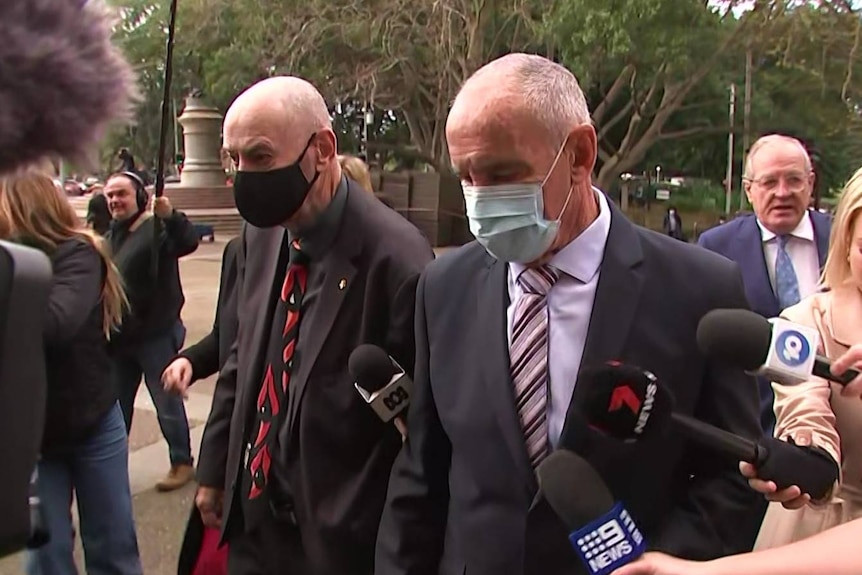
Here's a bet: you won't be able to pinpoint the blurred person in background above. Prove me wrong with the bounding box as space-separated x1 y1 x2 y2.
0 169 142 575
746 166 862 550
86 184 111 236
104 171 199 492
338 154 374 193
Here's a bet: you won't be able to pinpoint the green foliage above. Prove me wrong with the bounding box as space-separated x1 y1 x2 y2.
103 0 862 197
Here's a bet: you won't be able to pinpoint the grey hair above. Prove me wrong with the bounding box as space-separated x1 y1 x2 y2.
743 134 813 179
463 53 592 146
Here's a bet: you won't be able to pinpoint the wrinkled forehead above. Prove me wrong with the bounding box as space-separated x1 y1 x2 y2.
223 102 303 159
104 176 136 195
447 94 551 179
749 140 810 177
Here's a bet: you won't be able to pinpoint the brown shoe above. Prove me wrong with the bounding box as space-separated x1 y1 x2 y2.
155 464 195 492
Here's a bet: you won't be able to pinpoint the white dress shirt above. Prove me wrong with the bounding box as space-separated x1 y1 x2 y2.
757 212 821 304
507 189 611 448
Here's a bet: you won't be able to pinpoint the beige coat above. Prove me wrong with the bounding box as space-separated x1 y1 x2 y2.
755 285 862 549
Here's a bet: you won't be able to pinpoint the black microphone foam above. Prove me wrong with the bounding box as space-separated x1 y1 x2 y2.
0 0 138 174
579 362 674 442
348 344 398 393
696 309 772 371
536 450 614 531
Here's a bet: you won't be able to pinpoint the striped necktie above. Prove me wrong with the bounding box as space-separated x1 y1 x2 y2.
510 265 559 468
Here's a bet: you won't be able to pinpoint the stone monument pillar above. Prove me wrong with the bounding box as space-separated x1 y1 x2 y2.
176 94 226 187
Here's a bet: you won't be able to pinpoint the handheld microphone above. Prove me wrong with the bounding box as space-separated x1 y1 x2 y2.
580 362 840 501
537 450 646 575
0 0 138 174
697 308 859 386
347 344 411 436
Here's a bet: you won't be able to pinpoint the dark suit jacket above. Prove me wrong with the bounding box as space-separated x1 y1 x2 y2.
376 202 762 575
178 237 241 384
697 210 831 432
178 236 241 575
204 182 434 573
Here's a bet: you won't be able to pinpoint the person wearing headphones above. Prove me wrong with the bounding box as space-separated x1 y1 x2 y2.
103 171 200 491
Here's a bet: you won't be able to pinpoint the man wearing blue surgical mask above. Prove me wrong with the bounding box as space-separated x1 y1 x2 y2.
376 53 763 575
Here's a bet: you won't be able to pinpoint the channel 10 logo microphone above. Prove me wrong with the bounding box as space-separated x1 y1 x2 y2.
763 318 820 385
571 503 647 575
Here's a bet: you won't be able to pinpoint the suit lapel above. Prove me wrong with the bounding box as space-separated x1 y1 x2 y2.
735 217 778 316
811 211 830 268
574 207 645 401
241 228 285 407
286 196 361 430
478 256 538 495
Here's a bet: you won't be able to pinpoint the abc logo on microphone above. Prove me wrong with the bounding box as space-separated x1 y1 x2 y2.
382 386 408 412
775 330 811 367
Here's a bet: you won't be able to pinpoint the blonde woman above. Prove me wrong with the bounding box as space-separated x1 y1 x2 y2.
0 170 142 574
752 166 862 549
338 154 374 193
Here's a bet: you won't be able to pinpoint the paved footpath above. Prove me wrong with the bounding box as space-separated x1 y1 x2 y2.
0 240 456 573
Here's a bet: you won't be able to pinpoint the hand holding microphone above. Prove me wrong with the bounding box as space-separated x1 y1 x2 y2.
696 308 860 388
696 309 845 503
829 343 862 399
578 363 839 502
347 344 410 440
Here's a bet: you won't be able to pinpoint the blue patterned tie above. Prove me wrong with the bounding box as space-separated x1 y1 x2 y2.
775 235 800 309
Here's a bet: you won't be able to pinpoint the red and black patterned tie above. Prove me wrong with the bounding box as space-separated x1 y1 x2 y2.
247 240 307 499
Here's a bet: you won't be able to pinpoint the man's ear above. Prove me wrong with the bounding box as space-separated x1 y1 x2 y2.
314 129 338 168
566 124 597 182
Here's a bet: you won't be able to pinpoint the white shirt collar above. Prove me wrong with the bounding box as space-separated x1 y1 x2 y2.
757 211 814 243
511 188 611 284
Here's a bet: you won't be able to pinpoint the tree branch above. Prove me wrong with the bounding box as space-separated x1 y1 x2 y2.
593 64 635 125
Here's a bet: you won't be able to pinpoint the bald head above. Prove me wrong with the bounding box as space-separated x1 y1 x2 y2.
449 53 591 151
224 76 333 170
224 76 343 231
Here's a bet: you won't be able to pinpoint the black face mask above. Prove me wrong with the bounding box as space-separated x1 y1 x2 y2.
233 135 320 228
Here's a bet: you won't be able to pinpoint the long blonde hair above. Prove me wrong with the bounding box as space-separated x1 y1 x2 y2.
0 169 128 337
338 154 374 193
821 166 862 289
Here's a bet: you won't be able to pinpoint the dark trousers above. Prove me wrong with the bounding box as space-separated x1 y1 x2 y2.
227 513 308 575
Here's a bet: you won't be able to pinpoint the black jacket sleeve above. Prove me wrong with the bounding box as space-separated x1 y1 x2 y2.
44 240 103 346
160 209 199 258
375 271 452 575
651 263 764 558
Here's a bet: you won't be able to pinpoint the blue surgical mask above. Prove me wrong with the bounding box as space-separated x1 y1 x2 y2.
462 142 573 263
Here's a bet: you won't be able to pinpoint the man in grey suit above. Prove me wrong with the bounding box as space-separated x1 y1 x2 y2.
375 53 762 575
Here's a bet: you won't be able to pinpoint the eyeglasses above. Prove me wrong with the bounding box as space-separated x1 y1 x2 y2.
744 172 811 193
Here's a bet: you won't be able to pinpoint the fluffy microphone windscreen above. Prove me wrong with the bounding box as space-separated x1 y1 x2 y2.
579 362 674 442
348 344 398 393
536 450 614 532
0 0 138 174
696 308 772 371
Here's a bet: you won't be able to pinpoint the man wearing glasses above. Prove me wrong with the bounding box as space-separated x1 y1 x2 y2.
698 133 831 435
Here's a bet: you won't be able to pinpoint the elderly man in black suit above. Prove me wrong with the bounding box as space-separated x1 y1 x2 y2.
375 53 763 575
196 76 434 575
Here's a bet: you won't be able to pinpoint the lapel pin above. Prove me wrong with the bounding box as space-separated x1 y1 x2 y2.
338 278 347 290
